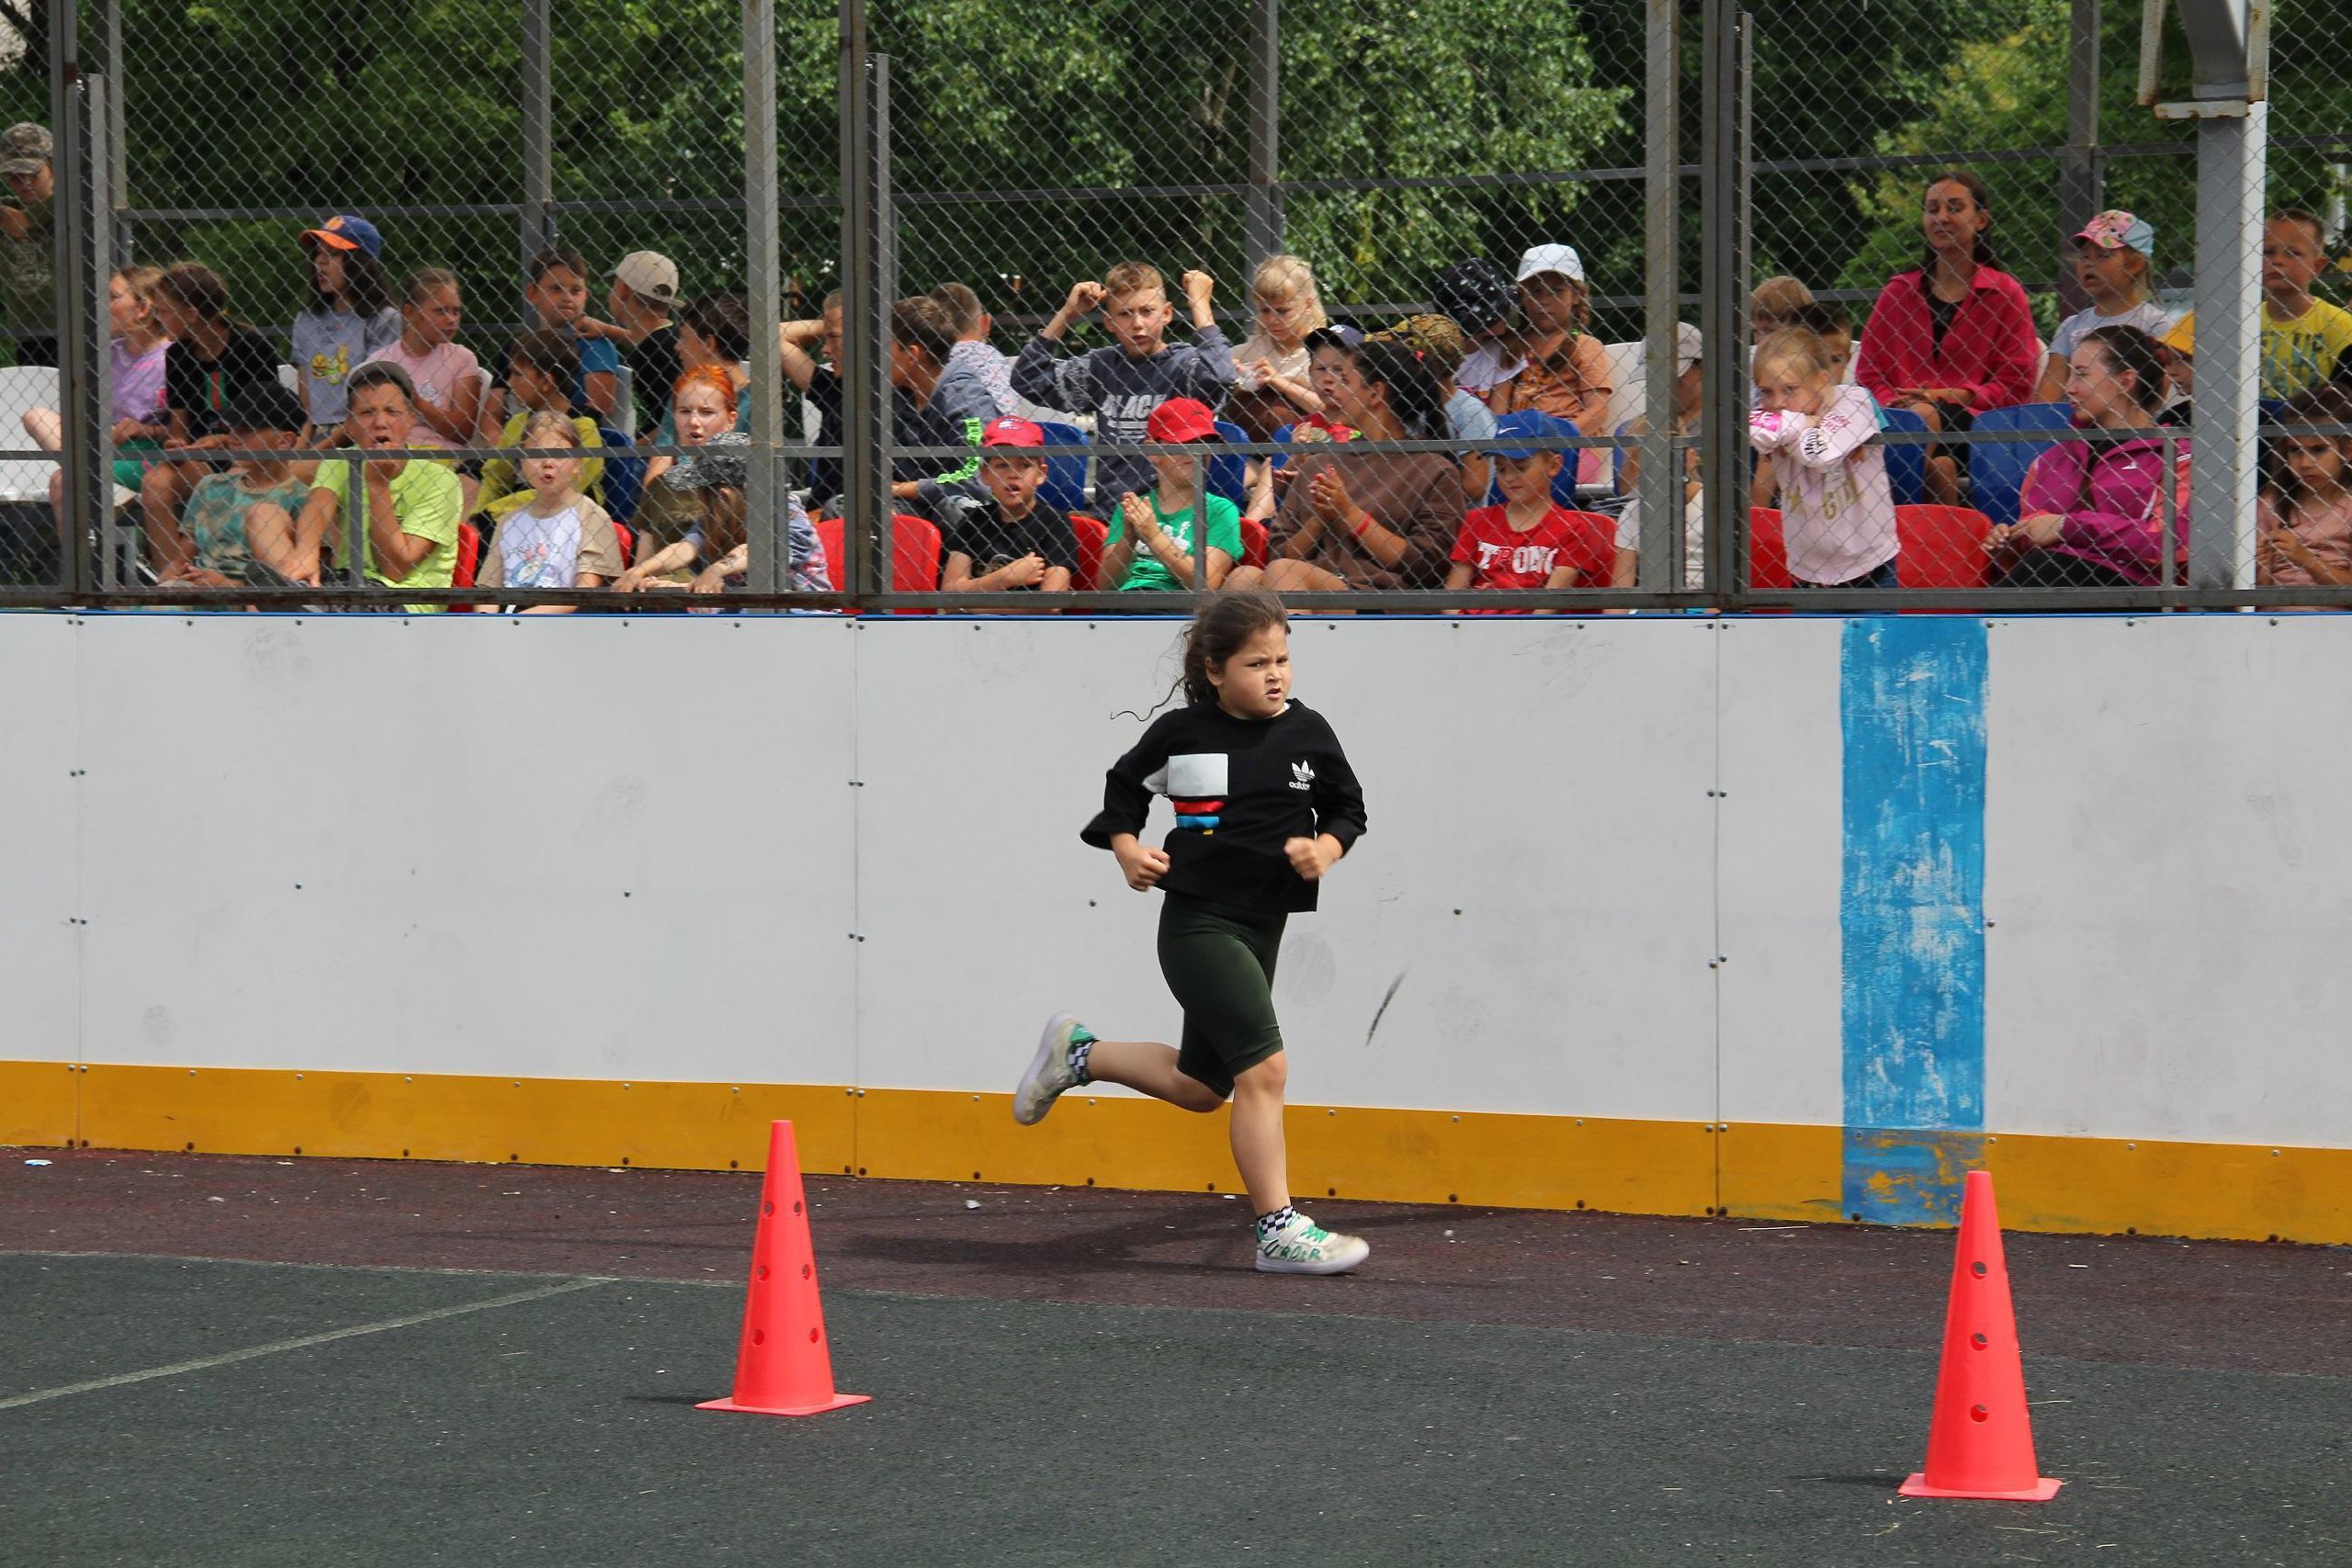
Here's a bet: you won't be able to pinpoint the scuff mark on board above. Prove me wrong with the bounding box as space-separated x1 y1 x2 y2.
1364 970 1409 1047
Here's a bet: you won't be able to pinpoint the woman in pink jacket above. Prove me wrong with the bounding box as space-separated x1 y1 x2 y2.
1856 169 2043 506
1987 325 2188 588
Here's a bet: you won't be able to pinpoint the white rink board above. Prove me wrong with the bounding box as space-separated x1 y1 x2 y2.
1714 617 1847 1129
0 614 82 1061
3 610 2348 1156
848 616 1719 1122
64 615 860 1087
1982 615 2352 1148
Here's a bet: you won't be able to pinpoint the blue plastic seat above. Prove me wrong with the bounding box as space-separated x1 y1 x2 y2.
1877 404 1929 507
1208 420 1250 508
595 427 645 524
1966 401 2075 531
1033 421 1091 514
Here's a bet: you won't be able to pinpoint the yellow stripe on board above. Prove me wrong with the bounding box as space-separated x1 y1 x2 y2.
4 1061 2346 1245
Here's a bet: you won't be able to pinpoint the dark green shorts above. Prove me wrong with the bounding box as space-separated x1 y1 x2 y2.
1157 891 1288 1100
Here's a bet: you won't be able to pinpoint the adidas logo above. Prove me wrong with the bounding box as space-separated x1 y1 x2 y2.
1290 761 1315 791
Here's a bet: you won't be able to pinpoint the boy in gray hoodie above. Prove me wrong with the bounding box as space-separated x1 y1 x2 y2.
1012 262 1235 506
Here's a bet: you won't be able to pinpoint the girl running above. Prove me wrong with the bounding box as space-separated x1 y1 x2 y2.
1014 589 1372 1275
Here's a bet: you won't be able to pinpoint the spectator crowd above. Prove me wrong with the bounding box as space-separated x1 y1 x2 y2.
4 124 2345 605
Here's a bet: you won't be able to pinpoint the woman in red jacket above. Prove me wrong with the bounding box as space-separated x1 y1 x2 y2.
1856 169 2042 505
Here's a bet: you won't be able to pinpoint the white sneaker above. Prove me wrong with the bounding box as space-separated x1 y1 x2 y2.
1253 1212 1371 1275
1013 1011 1091 1125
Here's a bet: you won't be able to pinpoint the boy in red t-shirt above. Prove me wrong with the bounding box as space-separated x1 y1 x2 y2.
1446 409 1611 613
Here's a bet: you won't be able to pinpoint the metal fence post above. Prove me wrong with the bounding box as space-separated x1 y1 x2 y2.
1243 0 1283 276
1699 0 1751 604
519 0 554 279
2056 0 2104 317
73 77 114 596
838 0 886 602
103 0 127 265
2187 101 2265 591
1637 0 1680 593
743 0 782 595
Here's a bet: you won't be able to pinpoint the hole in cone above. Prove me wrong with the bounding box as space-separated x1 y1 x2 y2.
801 1264 811 1279
1971 1260 1988 1277
1970 1404 1989 1422
752 1329 765 1346
763 1201 774 1215
757 1265 769 1280
1972 1332 1988 1348
808 1328 820 1343
794 1201 804 1214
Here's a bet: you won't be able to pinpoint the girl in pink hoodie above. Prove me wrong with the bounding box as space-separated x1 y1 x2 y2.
1988 326 2187 588
1750 327 1899 586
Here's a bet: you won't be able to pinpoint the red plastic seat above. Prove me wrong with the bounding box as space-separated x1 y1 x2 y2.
1747 508 1792 590
451 519 483 611
814 513 944 608
1895 504 1993 589
1239 515 1269 570
1069 513 1109 591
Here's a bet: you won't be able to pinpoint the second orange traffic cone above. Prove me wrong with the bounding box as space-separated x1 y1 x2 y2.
697 1120 871 1418
1899 1169 2061 1500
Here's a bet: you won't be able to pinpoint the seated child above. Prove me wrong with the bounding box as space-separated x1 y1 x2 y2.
936 417 1078 597
2036 211 2173 403
475 329 605 516
1446 410 1612 613
2256 385 2352 590
616 366 831 595
473 413 627 612
2174 209 2352 400
1097 397 1241 591
158 382 313 591
524 245 621 421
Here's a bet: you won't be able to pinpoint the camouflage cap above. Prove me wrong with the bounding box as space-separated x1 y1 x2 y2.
0 122 51 177
1379 313 1473 367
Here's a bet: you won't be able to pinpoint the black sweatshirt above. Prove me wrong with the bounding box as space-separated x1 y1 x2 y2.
1081 700 1367 914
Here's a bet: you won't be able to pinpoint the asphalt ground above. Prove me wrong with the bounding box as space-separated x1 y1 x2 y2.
1 1150 2346 1565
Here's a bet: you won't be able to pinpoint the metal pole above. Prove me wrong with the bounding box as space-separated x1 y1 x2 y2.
2056 0 2104 317
1242 0 1283 276
49 0 88 593
1637 0 1680 592
743 0 782 595
519 0 553 282
874 56 896 332
74 77 113 595
1698 1 1751 602
838 0 885 601
103 0 126 265
2188 102 2265 591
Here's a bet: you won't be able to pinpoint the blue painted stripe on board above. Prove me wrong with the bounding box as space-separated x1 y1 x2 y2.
1839 617 1988 1226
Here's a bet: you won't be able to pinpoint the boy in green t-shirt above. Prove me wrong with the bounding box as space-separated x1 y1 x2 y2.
1100 397 1241 591
247 360 462 606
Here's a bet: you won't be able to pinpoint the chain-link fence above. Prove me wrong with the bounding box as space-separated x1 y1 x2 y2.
0 0 2336 609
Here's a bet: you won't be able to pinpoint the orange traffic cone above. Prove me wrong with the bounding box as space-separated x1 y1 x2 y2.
1899 1169 2061 1500
697 1121 871 1418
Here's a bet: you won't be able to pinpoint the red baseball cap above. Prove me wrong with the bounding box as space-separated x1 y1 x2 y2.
1145 398 1219 444
979 416 1044 449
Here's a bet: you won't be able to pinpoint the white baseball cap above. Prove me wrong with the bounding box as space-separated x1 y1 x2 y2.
1515 243 1586 285
612 251 681 306
1640 321 1704 376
